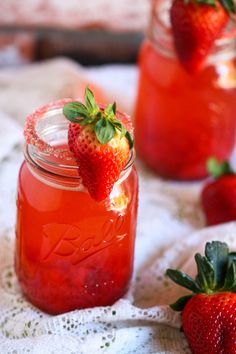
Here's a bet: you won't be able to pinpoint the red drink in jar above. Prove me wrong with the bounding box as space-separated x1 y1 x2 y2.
15 99 138 314
135 0 236 180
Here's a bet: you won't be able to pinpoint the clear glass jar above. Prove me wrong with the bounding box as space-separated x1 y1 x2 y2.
135 0 236 180
15 100 138 315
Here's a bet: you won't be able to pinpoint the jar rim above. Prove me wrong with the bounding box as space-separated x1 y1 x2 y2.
25 144 135 182
24 99 135 184
25 99 81 160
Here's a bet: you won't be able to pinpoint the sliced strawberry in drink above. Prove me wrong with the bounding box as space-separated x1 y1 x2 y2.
170 0 235 73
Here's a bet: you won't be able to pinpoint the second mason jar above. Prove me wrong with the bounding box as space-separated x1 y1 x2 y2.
135 0 236 180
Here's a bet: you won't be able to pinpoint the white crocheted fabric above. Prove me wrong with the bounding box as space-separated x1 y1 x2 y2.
1 64 236 354
1 112 236 354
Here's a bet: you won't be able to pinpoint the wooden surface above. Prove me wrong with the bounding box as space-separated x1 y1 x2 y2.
36 29 144 65
0 29 144 66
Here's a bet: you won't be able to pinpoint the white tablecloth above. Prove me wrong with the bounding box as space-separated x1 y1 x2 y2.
0 59 235 354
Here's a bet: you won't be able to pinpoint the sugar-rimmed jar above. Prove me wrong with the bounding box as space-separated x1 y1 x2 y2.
15 100 138 315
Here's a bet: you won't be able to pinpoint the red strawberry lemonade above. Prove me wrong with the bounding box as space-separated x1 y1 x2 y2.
15 98 138 314
135 0 236 180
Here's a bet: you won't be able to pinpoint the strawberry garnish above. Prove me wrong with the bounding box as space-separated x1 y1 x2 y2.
167 241 236 354
201 157 236 226
63 88 133 202
170 0 236 73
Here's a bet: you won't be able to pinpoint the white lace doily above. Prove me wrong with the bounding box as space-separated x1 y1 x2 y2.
1 112 236 354
1 61 236 353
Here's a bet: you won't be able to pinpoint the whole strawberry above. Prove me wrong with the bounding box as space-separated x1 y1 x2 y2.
201 158 236 226
63 88 133 202
167 241 236 354
170 0 235 73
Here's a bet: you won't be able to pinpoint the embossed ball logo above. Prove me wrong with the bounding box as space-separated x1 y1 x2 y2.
41 215 127 264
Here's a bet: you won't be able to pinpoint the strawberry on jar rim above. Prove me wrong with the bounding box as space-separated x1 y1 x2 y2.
170 0 236 73
63 88 133 202
166 241 236 354
201 157 236 226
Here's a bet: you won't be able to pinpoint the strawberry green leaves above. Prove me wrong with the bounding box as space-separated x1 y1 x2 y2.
105 102 116 117
170 295 193 311
85 87 99 113
166 241 236 311
94 118 116 145
220 0 236 14
166 269 201 293
194 0 216 6
183 0 235 16
223 261 236 290
205 241 229 287
63 87 133 148
195 253 215 293
207 158 234 179
63 102 89 122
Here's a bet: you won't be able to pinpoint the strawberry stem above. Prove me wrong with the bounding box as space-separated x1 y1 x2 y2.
166 241 236 311
207 157 234 179
63 87 133 148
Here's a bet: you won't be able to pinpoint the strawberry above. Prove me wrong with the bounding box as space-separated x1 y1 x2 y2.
201 158 236 226
63 88 133 202
170 0 235 73
166 241 236 354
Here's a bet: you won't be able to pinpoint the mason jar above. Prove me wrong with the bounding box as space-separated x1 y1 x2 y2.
15 100 138 315
135 0 236 180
